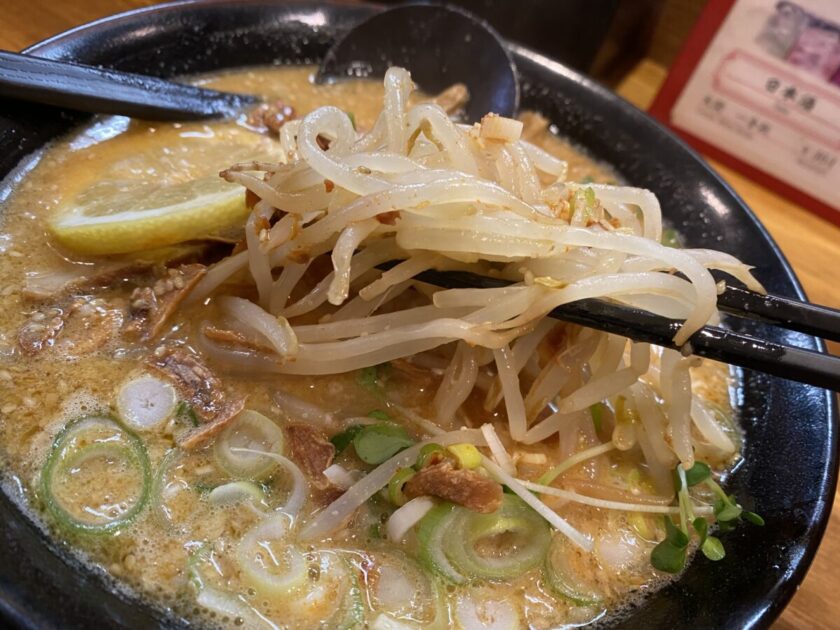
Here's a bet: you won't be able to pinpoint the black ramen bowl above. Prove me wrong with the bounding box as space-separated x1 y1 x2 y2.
0 1 835 628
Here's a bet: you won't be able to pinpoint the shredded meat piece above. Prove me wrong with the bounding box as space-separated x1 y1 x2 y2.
55 298 124 356
124 264 206 340
389 358 436 387
404 460 503 513
314 485 345 508
177 400 246 449
253 215 271 234
17 297 125 357
245 189 260 209
519 111 550 143
316 135 331 151
286 247 311 264
246 101 296 135
286 424 335 480
147 347 228 419
17 307 65 355
376 211 400 225
431 83 470 115
146 347 245 448
202 324 272 353
230 239 248 255
23 262 154 301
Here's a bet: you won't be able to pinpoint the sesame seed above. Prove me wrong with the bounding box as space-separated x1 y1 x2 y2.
0 370 11 383
1 403 17 414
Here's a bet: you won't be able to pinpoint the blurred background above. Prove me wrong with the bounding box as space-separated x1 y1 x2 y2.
372 0 699 85
1 0 704 86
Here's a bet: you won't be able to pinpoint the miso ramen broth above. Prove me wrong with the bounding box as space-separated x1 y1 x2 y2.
0 65 750 629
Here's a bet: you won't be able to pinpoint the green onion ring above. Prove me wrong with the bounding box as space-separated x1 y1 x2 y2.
40 415 151 535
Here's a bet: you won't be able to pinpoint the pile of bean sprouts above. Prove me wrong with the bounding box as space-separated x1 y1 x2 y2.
193 67 762 547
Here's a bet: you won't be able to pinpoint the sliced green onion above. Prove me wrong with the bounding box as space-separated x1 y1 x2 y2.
116 375 177 431
367 409 391 421
237 513 308 596
188 545 279 629
544 534 604 605
416 503 468 584
387 467 415 507
151 448 185 531
327 555 365 630
369 614 412 629
353 423 414 465
207 481 269 510
415 443 446 469
281 551 364 628
455 595 521 630
366 547 438 624
195 587 279 629
214 409 284 479
152 448 226 532
40 415 151 535
444 495 550 580
417 496 550 584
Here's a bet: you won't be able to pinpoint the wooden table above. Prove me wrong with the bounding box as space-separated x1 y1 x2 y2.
3 1 839 628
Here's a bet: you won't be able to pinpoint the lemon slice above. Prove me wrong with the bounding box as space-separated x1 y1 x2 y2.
48 176 249 256
45 114 276 256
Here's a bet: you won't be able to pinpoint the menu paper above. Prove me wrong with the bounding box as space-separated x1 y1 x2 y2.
651 0 840 225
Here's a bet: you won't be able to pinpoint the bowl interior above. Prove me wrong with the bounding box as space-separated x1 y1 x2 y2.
0 2 835 628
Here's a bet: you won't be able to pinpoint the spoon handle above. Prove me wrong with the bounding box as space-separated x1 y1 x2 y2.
0 50 258 120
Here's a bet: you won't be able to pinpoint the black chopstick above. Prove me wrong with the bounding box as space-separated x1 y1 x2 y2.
399 267 840 392
0 50 258 120
714 277 840 343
